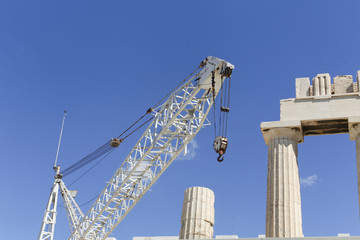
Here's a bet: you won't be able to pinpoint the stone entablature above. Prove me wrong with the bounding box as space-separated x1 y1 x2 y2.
280 72 360 135
296 71 360 98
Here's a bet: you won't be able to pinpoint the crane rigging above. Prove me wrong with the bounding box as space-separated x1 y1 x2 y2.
38 56 234 240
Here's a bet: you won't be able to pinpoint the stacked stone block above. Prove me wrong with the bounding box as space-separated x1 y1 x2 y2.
179 187 215 239
295 71 360 98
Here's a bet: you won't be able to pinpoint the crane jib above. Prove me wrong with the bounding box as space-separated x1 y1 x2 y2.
37 56 234 240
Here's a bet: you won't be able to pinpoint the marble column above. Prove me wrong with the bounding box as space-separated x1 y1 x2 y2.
261 123 304 238
179 187 215 239
349 117 360 217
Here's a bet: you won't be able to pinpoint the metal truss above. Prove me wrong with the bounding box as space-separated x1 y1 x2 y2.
38 179 60 240
65 57 234 240
59 179 84 235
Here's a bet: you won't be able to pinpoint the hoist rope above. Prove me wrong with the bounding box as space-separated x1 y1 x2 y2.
211 71 217 138
219 77 224 137
212 76 232 138
223 76 228 137
225 76 231 137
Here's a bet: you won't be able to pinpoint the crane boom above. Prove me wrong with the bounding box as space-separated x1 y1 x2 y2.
68 56 234 240
37 56 234 240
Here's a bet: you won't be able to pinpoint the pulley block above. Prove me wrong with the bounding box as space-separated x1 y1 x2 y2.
110 138 123 148
213 136 228 162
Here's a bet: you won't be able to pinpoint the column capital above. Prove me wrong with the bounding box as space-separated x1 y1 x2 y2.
261 120 303 145
349 116 360 141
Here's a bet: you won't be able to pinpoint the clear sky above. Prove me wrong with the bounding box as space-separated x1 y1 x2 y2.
1 1 360 239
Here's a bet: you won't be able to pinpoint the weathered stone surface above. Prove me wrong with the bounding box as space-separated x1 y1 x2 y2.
348 117 360 217
312 73 331 96
334 75 353 94
348 116 360 140
357 71 360 93
265 128 303 237
295 78 310 98
261 121 303 145
280 95 360 121
179 187 215 239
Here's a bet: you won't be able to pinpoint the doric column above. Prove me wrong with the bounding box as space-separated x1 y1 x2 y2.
261 121 304 237
349 117 360 217
179 187 215 239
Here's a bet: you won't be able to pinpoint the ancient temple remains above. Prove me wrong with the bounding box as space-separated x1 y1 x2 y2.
179 187 215 239
261 71 360 237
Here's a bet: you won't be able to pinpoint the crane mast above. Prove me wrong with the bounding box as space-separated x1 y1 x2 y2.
38 56 234 240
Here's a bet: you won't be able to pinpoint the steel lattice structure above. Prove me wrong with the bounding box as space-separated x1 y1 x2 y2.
38 56 234 240
38 180 60 240
59 180 84 235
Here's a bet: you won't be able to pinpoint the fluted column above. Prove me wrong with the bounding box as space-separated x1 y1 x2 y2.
349 118 360 217
179 187 215 239
261 123 304 238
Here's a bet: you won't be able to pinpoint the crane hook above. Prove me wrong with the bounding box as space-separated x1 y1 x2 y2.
213 136 228 163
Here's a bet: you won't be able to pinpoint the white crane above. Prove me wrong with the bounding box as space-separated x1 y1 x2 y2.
38 56 234 240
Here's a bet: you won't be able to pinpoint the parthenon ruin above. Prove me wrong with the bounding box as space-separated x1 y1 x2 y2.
261 71 360 237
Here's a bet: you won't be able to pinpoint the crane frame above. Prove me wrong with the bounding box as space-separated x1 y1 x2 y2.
38 56 234 240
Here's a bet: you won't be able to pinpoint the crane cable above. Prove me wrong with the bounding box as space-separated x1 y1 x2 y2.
211 71 217 138
60 63 205 178
67 150 115 188
225 76 232 136
61 115 154 177
213 75 232 138
152 65 202 109
219 76 231 137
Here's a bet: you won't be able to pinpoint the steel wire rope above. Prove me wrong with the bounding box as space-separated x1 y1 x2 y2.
67 150 115 188
57 152 113 209
122 116 154 140
211 71 217 138
61 144 112 176
219 77 224 137
79 195 100 208
225 76 231 137
222 76 228 137
152 65 202 109
61 65 201 178
117 111 150 139
61 116 154 177
57 150 114 209
63 116 155 210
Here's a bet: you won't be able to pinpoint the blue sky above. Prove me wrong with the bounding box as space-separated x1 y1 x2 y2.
1 1 360 239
